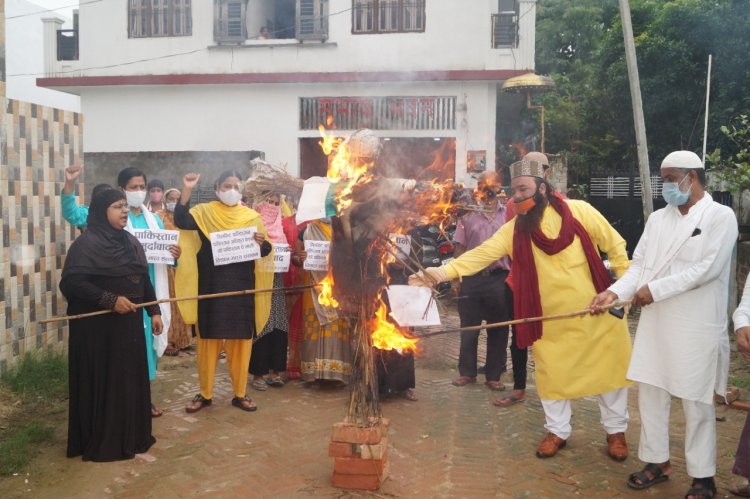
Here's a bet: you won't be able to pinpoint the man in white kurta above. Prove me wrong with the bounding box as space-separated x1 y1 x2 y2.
592 150 738 498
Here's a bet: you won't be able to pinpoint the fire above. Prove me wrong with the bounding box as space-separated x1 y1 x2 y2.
318 125 373 212
317 271 339 308
370 301 418 353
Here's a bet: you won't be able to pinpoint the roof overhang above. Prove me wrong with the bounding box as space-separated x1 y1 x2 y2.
37 69 531 95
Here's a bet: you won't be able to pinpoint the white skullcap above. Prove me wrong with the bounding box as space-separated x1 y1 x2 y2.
661 150 704 170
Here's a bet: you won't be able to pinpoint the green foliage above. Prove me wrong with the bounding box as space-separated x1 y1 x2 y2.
708 114 750 192
536 0 750 177
0 421 55 475
0 350 68 400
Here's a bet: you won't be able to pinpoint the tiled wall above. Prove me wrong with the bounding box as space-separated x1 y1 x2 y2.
0 97 83 372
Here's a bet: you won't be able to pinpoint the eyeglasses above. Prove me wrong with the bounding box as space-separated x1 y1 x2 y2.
109 203 129 211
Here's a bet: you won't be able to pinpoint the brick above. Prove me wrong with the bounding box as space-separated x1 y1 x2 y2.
333 454 387 476
328 441 356 458
360 437 388 460
331 422 384 444
332 471 382 491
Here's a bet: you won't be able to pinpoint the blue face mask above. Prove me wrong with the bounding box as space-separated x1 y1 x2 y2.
661 175 692 206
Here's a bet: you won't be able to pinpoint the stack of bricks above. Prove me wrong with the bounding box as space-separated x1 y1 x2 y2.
329 418 390 490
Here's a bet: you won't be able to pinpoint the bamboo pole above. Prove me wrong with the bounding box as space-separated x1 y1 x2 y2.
415 300 631 340
40 283 318 324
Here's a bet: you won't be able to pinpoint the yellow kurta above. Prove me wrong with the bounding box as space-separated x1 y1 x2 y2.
445 199 632 400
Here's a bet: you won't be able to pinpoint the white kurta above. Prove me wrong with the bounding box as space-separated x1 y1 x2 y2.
609 193 738 405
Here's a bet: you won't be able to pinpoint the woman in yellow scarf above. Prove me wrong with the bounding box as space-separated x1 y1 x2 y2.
174 171 274 413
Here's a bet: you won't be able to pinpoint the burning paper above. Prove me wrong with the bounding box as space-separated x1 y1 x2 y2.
296 176 334 224
385 285 441 327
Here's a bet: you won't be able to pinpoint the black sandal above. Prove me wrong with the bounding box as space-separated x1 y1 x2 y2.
627 463 670 490
685 477 716 498
185 394 212 413
231 396 257 412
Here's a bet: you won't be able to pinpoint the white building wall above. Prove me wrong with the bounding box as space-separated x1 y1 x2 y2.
5 0 80 111
77 0 535 76
81 80 495 184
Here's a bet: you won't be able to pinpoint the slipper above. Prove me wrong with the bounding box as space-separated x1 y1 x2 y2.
452 376 476 387
231 396 257 412
730 484 750 497
493 395 525 407
485 381 506 391
405 389 418 402
185 394 212 414
163 346 179 357
251 379 268 391
266 376 285 387
627 463 670 490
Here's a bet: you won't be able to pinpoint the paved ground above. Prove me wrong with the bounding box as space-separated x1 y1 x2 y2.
3 306 749 498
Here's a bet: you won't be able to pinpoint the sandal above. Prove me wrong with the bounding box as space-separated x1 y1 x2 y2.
231 396 257 412
251 379 268 391
730 484 750 497
627 463 670 490
493 394 525 407
150 403 163 418
164 346 179 357
685 477 716 498
404 389 418 401
185 394 212 413
266 376 285 388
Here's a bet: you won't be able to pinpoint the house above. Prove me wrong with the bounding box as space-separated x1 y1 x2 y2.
39 0 536 190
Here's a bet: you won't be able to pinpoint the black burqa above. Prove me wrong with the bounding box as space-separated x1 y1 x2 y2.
60 189 158 462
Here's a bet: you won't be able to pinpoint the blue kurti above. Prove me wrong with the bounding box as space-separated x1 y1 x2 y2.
128 210 165 381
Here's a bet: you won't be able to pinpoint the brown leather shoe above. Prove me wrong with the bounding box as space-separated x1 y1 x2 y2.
607 432 628 461
536 432 567 458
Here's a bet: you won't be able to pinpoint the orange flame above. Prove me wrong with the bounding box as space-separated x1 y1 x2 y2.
318 125 373 212
317 271 339 308
370 301 418 353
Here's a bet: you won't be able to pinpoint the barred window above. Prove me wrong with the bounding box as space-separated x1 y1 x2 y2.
129 0 192 38
352 0 425 34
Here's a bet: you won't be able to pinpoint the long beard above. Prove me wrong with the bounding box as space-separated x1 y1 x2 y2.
515 194 548 233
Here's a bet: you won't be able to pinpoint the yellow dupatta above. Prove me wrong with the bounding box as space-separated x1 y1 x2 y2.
175 201 274 334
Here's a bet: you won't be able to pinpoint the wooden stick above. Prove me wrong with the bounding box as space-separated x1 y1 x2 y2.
415 301 631 339
40 284 318 324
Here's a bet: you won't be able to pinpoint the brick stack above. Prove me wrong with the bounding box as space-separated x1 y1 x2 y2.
329 418 390 490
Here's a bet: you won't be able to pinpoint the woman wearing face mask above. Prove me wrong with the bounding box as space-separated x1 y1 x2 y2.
156 188 194 356
117 167 180 418
146 179 166 213
174 171 274 413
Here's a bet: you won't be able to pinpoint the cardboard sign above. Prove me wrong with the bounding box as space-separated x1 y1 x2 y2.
386 285 442 327
303 240 331 271
209 227 260 266
132 228 180 265
273 243 291 273
389 233 412 261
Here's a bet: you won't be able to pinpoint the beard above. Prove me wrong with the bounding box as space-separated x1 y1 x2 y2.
515 192 548 233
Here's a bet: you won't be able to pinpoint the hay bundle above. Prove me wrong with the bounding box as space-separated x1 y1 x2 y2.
245 159 304 204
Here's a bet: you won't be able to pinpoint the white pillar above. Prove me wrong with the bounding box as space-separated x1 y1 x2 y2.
41 17 64 77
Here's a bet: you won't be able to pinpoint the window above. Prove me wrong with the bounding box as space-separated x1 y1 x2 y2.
214 0 328 44
352 0 425 34
129 0 192 38
492 0 518 48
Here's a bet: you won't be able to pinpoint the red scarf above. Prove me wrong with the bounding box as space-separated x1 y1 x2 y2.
512 194 612 348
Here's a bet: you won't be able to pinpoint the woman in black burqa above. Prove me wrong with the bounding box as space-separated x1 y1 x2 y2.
60 188 163 462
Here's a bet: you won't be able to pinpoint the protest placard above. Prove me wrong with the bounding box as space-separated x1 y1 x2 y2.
389 233 412 261
303 240 330 271
132 228 180 265
386 285 441 327
209 227 260 266
273 243 291 273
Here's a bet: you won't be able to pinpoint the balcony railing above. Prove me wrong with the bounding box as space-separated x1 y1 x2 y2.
57 29 79 61
492 12 517 48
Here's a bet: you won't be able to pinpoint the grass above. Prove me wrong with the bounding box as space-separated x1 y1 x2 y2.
0 350 68 476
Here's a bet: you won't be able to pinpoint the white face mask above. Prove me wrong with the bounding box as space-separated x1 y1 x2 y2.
125 190 147 208
165 202 177 212
217 189 242 206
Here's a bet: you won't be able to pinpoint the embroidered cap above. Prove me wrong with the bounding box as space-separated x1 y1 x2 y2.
523 151 550 168
510 159 546 179
661 150 704 170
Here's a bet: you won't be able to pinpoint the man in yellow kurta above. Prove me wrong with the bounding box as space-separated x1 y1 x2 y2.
409 159 632 460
